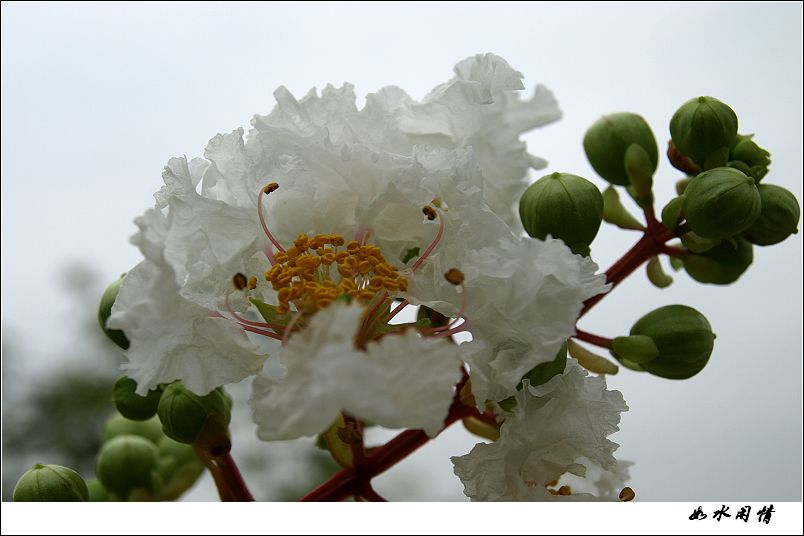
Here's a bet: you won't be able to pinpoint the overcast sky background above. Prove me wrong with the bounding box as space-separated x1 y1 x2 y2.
2 2 802 502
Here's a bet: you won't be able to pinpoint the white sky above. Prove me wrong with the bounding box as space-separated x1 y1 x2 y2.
2 2 802 501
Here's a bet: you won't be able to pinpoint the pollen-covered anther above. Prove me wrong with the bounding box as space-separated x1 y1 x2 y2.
248 276 258 290
232 273 248 291
422 205 437 221
618 487 635 502
262 233 406 315
263 182 279 195
444 268 465 286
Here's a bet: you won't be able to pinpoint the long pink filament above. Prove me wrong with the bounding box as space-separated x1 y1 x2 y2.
224 288 284 330
257 188 286 253
241 324 284 341
410 210 445 273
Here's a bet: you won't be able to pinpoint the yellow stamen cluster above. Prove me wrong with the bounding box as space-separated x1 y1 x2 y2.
264 234 408 314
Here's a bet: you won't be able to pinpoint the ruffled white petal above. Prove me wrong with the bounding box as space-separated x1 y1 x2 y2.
451 360 628 501
250 303 461 440
108 209 265 395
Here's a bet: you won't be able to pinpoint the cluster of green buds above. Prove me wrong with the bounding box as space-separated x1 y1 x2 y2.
517 95 799 384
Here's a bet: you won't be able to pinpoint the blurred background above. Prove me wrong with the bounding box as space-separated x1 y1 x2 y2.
2 2 801 501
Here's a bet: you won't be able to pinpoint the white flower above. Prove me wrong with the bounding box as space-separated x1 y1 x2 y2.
451 360 629 501
250 302 461 440
110 53 602 446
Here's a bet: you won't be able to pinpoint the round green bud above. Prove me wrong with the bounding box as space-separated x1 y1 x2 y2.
157 383 231 450
583 112 659 186
682 237 753 284
629 305 716 379
86 477 110 502
519 172 603 255
104 414 163 445
98 274 130 350
743 184 800 246
96 435 161 500
670 96 738 166
13 464 89 502
113 377 162 421
683 167 761 239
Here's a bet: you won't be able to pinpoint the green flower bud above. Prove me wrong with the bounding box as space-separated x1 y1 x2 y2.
730 135 770 182
583 112 659 186
86 478 110 502
661 195 686 232
682 237 753 285
519 172 603 255
104 414 163 444
13 464 88 502
96 435 161 500
743 184 800 246
158 436 205 501
98 274 129 350
683 167 761 239
157 383 231 453
628 305 716 379
670 96 738 166
113 377 162 421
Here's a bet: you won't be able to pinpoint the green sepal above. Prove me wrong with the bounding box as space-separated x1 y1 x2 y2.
567 339 619 374
250 297 291 330
524 341 568 386
681 231 721 254
624 143 654 201
320 414 355 470
602 186 645 231
401 247 420 264
646 256 673 288
611 335 659 364
661 195 686 232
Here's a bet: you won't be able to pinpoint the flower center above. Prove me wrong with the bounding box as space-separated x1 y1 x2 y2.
265 233 408 315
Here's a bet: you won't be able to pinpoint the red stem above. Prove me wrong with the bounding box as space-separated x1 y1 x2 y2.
579 224 674 318
573 328 613 349
217 452 255 502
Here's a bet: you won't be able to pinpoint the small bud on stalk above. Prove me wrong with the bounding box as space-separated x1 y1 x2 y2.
743 184 800 246
519 172 603 256
157 382 232 454
13 464 89 502
683 167 761 239
98 273 130 349
104 414 163 444
96 435 162 500
670 96 738 167
682 237 754 285
613 305 716 379
583 112 659 186
113 376 163 421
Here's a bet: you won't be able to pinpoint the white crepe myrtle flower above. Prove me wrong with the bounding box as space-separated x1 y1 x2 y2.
108 53 604 443
451 360 629 501
251 302 461 439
